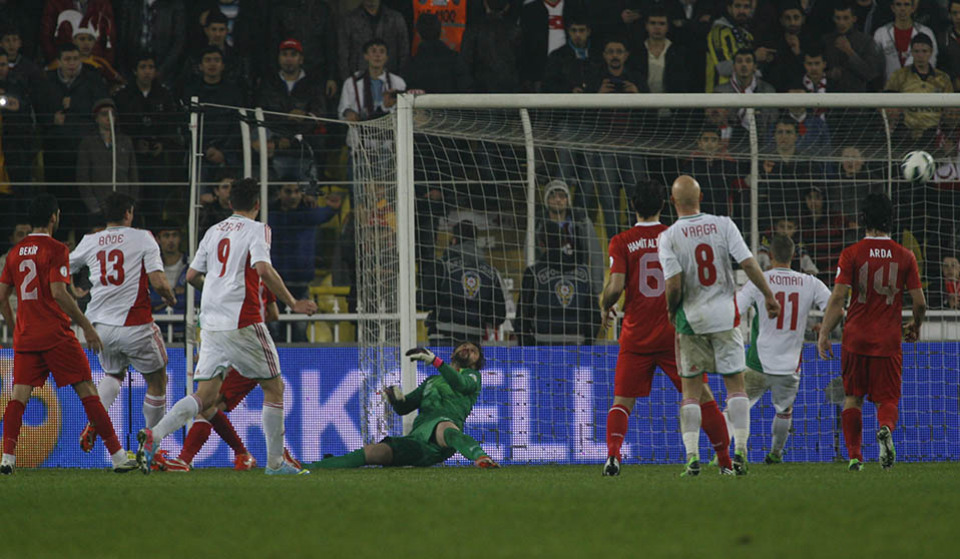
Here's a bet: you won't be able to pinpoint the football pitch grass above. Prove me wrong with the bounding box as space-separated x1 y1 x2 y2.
2 462 958 558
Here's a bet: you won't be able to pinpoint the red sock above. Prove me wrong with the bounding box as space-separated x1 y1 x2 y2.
210 410 247 455
700 400 732 469
81 395 121 455
2 400 26 455
606 404 630 459
842 408 863 461
179 420 212 463
877 402 899 432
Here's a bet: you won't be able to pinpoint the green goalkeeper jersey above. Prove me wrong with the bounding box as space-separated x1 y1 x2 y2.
390 362 482 431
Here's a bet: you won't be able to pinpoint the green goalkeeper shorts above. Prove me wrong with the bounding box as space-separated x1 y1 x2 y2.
380 416 456 467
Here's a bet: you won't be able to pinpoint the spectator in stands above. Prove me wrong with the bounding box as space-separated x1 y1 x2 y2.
759 1 818 92
41 0 116 64
267 0 338 102
517 219 600 345
461 0 521 93
884 33 954 151
256 38 326 183
705 0 770 92
179 10 250 96
182 46 245 182
634 7 689 95
760 117 823 227
850 0 888 37
114 51 181 193
873 0 937 82
198 174 234 235
149 220 188 337
586 36 646 240
830 145 885 232
534 179 603 296
823 2 884 92
192 1 264 76
401 13 472 94
715 48 776 136
937 255 960 309
701 106 745 153
0 49 35 192
667 0 716 92
679 128 746 221
420 221 507 344
338 0 409 83
775 87 832 156
758 216 819 275
937 0 960 89
2 25 47 95
586 0 643 49
797 185 845 277
47 25 123 89
268 182 342 342
0 2 34 58
542 13 598 94
76 98 139 224
117 0 186 88
519 0 587 92
40 42 109 234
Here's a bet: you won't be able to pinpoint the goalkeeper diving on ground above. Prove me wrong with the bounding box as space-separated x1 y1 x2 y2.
305 342 499 469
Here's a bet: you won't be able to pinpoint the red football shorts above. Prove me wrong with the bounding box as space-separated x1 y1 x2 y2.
614 349 682 397
14 340 92 388
841 351 903 404
219 368 259 412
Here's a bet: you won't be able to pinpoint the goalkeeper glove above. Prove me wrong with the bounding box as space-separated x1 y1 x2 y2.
405 347 442 368
382 385 404 405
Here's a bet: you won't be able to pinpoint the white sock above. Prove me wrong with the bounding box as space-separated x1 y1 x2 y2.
110 449 128 467
680 400 702 459
97 375 123 410
1 453 15 467
771 412 792 455
142 393 166 429
262 402 285 469
151 395 200 443
727 394 750 454
722 409 736 450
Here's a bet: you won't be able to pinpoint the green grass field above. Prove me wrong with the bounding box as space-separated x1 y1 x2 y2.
2 462 958 558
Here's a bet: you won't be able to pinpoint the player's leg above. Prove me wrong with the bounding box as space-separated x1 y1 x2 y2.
1 383 35 474
677 333 714 476
840 352 867 470
80 372 124 453
766 373 800 463
214 369 258 468
722 367 770 457
257 375 287 471
128 322 170 429
138 377 221 473
308 443 392 469
605 350 652 474
697 382 733 471
72 379 138 472
435 421 497 467
142 368 168 429
713 328 749 474
871 354 903 469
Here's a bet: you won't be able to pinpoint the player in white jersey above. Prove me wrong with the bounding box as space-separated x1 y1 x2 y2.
69 193 177 453
732 234 830 464
136 178 317 475
658 175 780 476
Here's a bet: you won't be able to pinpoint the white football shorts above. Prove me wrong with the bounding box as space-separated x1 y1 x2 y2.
95 322 168 375
677 327 746 377
195 323 281 381
744 367 801 414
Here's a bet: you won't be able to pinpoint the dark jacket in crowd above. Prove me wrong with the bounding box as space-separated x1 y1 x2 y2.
632 40 689 93
39 67 109 145
117 0 186 85
113 80 180 149
181 75 245 153
519 0 587 87
337 3 410 81
822 27 884 92
420 240 507 341
268 202 339 286
179 43 251 99
461 11 521 93
0 74 36 183
268 0 338 87
542 42 601 93
400 39 472 93
256 71 328 136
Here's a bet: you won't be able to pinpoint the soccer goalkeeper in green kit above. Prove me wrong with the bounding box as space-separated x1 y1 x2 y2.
305 342 499 469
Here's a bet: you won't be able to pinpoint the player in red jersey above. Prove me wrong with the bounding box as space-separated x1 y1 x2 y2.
0 194 138 474
818 193 926 471
600 180 733 476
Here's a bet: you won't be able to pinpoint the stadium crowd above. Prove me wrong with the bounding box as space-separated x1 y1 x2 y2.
0 0 958 346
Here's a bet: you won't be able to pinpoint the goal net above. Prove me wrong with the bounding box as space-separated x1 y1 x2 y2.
349 93 960 465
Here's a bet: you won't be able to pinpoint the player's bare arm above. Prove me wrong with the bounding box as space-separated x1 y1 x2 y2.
185 268 205 290
817 283 850 359
665 274 682 325
254 261 318 315
264 302 280 322
50 281 103 353
903 288 927 343
600 272 625 330
740 256 781 318
0 281 14 331
147 270 177 308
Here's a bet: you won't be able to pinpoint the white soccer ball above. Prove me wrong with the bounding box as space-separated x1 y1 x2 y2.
901 150 935 183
